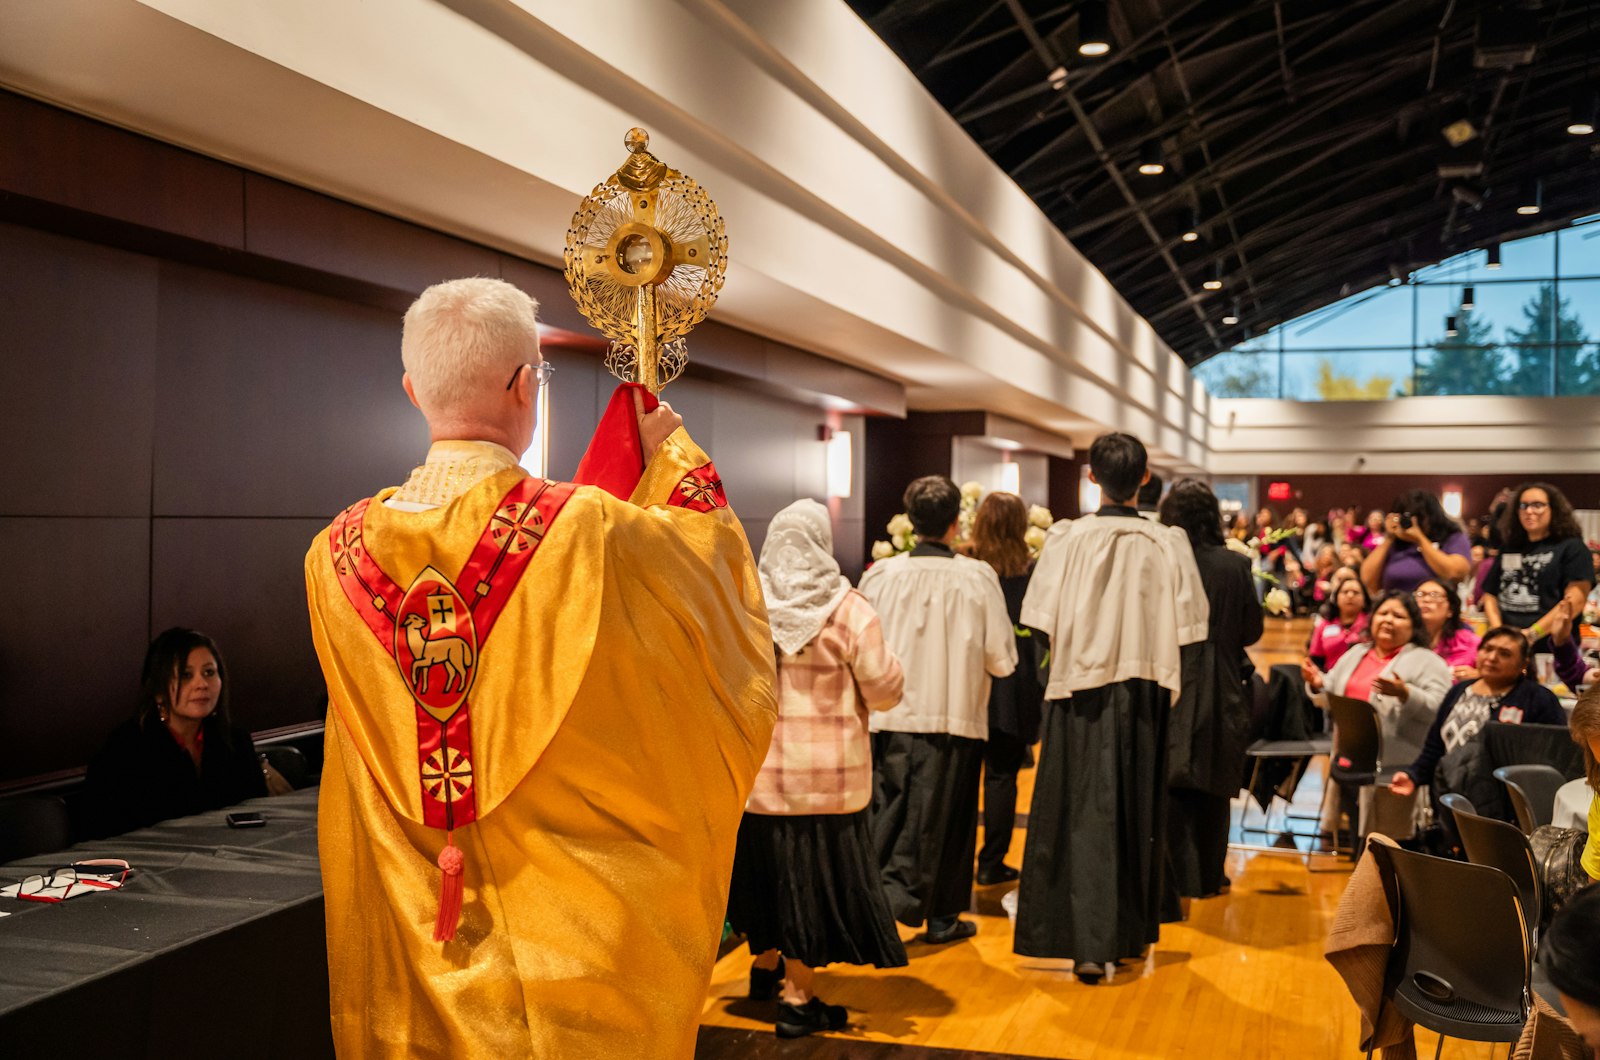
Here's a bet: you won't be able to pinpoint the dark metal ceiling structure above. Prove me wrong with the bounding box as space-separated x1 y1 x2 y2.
847 0 1600 364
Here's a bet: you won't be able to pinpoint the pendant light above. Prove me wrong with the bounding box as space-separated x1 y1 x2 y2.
1078 1 1111 57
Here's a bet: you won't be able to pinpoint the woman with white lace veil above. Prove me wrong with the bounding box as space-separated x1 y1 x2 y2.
726 498 909 1039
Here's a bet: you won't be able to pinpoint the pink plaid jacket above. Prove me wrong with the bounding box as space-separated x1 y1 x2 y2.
747 589 904 815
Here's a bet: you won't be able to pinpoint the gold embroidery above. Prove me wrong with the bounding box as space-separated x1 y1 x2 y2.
391 442 522 508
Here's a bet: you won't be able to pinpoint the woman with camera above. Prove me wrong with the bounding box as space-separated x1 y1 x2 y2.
1359 488 1472 595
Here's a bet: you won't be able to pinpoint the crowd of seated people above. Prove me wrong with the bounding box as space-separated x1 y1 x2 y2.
1228 485 1598 872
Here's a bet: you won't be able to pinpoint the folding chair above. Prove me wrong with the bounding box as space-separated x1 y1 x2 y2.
1326 693 1385 857
1450 798 1541 944
1367 841 1532 1059
1493 764 1566 836
1234 734 1333 860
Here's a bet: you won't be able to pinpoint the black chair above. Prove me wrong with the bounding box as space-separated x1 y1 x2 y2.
1493 764 1565 836
1327 693 1384 785
1326 694 1385 855
0 794 72 863
1237 735 1333 855
261 746 311 790
1366 841 1531 1057
1436 792 1476 855
1449 799 1540 943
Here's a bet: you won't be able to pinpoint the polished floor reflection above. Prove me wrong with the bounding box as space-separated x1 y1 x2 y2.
697 618 1498 1059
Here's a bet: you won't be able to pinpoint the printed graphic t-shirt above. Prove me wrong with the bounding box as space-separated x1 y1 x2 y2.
1483 536 1592 624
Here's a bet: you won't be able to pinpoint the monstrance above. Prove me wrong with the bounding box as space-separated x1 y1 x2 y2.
564 127 729 394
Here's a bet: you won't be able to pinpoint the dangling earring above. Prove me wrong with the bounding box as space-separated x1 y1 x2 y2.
158 699 169 723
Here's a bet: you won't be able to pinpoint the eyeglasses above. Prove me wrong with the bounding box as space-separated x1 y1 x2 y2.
1413 590 1449 602
14 859 131 903
1518 500 1549 511
504 362 556 391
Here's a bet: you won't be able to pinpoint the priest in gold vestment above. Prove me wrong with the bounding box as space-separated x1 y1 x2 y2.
304 277 777 1058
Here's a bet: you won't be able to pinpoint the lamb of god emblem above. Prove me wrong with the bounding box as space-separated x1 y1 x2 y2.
392 567 479 722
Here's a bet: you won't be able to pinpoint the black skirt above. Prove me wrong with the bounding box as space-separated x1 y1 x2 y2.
726 809 909 969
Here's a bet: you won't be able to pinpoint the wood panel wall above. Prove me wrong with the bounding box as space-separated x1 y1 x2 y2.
0 91 891 786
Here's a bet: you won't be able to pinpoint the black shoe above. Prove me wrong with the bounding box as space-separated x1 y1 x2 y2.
775 997 847 1038
749 956 785 1001
975 864 1020 885
1074 960 1106 984
924 917 978 944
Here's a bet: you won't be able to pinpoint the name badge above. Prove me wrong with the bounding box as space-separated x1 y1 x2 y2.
1497 705 1524 724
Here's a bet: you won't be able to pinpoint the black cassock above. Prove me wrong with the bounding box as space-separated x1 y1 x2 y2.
1014 678 1170 963
870 730 985 928
1165 543 1262 898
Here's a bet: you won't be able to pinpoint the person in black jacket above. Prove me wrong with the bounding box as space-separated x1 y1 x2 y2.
968 492 1046 886
1388 626 1566 799
1159 479 1264 899
83 628 267 838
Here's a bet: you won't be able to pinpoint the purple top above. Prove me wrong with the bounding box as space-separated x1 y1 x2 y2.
1432 625 1481 669
1380 530 1472 593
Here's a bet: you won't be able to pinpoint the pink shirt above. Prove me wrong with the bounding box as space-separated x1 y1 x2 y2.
1311 613 1367 670
1344 646 1403 703
1433 626 1481 669
747 590 904 815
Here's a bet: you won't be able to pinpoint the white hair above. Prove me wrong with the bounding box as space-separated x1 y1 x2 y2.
400 277 540 410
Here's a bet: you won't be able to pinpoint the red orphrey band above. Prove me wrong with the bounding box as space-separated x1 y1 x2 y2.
328 475 575 939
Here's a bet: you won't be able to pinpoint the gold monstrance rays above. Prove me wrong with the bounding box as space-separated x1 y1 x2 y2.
563 128 729 394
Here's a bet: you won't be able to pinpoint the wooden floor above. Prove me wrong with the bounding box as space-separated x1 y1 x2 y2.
697 618 1507 1059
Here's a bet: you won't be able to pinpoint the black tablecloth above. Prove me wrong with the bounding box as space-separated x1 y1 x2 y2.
0 788 332 1057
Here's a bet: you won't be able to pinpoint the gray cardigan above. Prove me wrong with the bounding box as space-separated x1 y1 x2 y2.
1314 642 1452 770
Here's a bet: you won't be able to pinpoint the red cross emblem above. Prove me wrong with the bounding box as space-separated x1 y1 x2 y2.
489 501 544 553
421 747 474 801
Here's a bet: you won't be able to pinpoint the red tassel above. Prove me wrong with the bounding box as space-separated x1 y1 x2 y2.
433 833 465 942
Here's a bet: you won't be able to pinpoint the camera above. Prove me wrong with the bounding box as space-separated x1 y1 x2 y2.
1396 512 1414 531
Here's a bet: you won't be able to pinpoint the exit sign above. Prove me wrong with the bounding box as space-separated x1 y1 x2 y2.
1267 481 1292 502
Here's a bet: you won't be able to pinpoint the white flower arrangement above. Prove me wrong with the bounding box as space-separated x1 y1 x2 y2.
871 484 1054 564
1263 587 1292 616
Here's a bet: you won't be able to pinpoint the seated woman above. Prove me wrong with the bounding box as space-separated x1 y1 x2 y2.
727 500 908 1039
1302 590 1451 838
1387 627 1565 802
1413 577 1481 680
1307 568 1368 673
83 628 267 838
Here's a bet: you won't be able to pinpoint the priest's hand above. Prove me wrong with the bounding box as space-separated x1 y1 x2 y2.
1388 772 1416 797
634 389 683 455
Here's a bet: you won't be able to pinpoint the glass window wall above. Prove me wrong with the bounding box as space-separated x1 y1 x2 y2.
1194 221 1600 400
